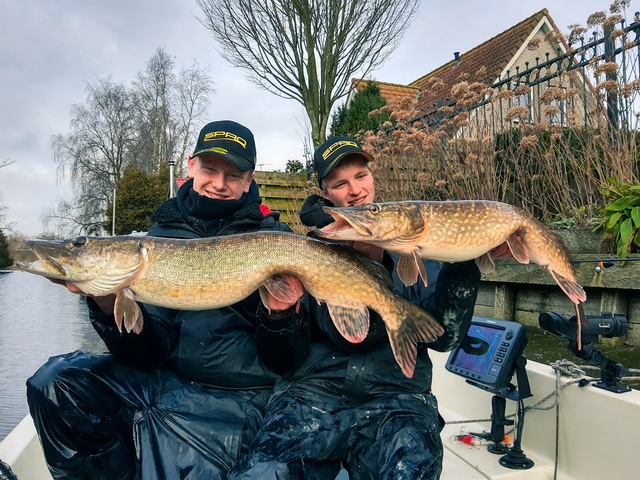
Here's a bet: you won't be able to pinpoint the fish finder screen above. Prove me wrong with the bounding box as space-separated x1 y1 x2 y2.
450 324 504 376
445 317 527 389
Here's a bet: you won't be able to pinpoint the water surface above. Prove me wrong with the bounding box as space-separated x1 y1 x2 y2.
0 271 104 440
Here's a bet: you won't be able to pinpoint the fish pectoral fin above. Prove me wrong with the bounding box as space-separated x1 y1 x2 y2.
327 304 370 343
549 270 587 304
114 288 143 334
475 253 496 274
386 302 444 378
397 255 419 287
507 235 530 264
412 247 429 286
262 275 298 303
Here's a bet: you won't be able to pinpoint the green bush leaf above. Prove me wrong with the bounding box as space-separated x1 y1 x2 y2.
632 207 640 228
619 217 634 248
606 211 622 229
604 198 631 211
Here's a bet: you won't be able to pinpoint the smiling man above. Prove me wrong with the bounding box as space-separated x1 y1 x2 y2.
302 136 384 263
26 120 308 480
188 121 255 200
231 136 482 479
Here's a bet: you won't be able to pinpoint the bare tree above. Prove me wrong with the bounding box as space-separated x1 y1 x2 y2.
0 158 13 169
49 78 137 234
133 47 214 177
0 158 14 231
176 61 215 174
197 0 419 147
45 49 214 235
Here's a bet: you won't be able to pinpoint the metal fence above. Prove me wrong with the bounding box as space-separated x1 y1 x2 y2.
419 16 640 137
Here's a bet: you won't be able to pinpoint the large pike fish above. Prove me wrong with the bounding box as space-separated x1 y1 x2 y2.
16 231 443 378
315 200 587 347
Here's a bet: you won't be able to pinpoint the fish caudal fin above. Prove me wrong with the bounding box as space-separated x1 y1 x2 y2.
327 304 370 343
114 288 144 334
386 303 445 378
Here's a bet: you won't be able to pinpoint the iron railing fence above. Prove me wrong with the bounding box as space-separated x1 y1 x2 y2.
415 17 640 137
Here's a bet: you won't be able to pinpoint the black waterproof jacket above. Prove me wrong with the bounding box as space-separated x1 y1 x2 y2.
295 194 480 398
228 195 481 479
27 179 312 480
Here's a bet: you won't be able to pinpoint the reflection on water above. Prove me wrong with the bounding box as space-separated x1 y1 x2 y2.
0 271 105 441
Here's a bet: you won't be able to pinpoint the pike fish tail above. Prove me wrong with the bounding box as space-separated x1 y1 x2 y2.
384 301 444 378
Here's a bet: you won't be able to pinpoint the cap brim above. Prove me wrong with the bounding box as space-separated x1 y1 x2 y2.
192 149 255 172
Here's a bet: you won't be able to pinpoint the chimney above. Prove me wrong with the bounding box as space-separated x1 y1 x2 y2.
454 52 461 65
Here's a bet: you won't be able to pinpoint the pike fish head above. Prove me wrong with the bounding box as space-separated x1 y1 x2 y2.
316 202 426 246
23 236 147 295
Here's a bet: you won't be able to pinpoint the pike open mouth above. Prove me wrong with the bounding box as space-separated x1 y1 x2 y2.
25 239 70 277
35 255 67 277
317 208 373 237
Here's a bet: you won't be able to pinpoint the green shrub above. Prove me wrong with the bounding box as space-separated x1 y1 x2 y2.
594 177 640 259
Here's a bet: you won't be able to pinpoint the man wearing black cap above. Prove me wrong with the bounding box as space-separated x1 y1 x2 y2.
230 136 481 479
26 120 309 479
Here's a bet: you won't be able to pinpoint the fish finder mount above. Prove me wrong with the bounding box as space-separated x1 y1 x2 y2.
445 317 534 469
487 355 534 469
539 311 630 394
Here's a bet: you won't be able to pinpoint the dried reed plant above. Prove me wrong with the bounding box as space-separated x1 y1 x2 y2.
357 6 639 226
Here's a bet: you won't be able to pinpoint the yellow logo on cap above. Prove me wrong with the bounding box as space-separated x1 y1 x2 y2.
204 131 247 148
322 140 357 160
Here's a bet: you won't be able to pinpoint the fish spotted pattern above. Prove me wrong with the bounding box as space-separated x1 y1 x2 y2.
315 200 587 347
16 231 445 378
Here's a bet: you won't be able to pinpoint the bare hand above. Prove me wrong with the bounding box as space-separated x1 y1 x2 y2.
348 241 384 263
265 274 304 315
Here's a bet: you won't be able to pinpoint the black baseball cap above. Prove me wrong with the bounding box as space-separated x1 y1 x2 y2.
313 136 373 187
192 120 257 172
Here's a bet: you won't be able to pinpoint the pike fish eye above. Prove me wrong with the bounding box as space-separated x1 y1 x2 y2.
369 205 380 214
73 236 87 247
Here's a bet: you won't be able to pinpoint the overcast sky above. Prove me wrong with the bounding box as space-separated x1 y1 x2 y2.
0 0 628 236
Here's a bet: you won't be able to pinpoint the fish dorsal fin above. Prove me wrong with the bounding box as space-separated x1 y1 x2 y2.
114 287 143 334
475 253 496 274
507 235 530 264
327 304 370 343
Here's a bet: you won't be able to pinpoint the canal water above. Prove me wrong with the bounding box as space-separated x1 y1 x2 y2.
0 271 105 441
